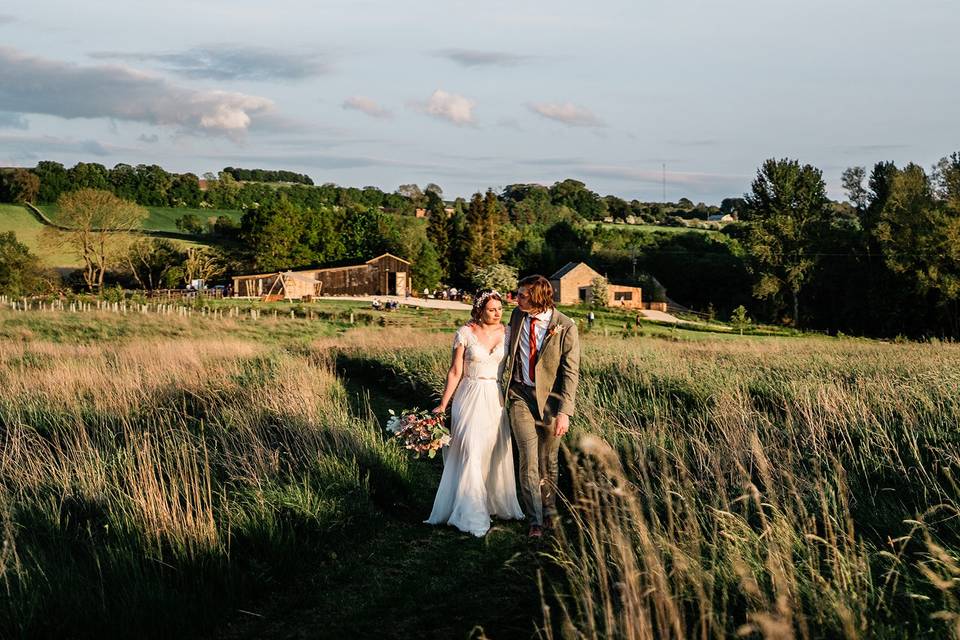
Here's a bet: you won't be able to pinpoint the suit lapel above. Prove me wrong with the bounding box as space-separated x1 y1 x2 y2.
535 309 561 366
509 308 524 359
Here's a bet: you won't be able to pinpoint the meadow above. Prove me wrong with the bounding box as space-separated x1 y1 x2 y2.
1 300 958 638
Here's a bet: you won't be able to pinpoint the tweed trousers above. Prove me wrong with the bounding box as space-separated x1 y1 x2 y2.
507 381 560 527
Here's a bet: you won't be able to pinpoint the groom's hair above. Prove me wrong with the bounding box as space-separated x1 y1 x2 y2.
518 275 555 312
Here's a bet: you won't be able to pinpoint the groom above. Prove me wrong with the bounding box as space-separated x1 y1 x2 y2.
504 275 580 538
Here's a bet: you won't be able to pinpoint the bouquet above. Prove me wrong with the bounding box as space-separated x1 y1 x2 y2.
385 408 451 458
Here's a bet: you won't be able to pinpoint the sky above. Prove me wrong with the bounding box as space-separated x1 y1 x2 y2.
0 0 958 204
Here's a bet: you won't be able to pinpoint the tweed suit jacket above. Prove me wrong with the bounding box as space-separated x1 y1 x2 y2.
503 306 581 419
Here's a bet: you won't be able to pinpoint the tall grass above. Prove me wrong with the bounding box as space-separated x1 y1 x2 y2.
0 328 412 637
358 333 960 638
543 337 960 639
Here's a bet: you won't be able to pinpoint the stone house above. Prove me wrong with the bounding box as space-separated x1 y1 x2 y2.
549 262 644 309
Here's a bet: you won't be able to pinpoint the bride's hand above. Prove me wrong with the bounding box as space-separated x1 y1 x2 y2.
432 406 446 415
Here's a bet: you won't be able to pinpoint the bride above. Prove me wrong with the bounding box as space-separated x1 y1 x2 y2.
425 289 524 536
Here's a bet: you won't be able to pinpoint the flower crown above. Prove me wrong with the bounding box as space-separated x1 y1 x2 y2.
472 289 501 313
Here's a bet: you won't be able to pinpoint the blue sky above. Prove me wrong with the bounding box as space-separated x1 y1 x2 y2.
0 0 957 203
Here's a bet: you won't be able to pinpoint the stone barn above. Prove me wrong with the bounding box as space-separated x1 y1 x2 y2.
549 261 644 309
233 253 411 300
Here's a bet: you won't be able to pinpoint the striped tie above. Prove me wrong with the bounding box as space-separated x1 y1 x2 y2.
528 316 537 384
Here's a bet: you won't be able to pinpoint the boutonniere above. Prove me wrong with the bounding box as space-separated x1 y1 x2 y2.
547 326 559 338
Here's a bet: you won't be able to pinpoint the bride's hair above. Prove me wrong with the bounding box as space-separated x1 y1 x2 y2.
470 289 502 322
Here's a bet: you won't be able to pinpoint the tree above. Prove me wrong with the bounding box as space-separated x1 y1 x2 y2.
730 305 751 335
109 164 139 200
426 190 450 279
125 238 184 290
841 166 868 214
0 169 40 203
863 161 898 236
549 179 605 220
464 192 487 274
33 161 70 203
66 162 109 191
470 263 518 293
424 183 443 197
205 171 241 209
484 189 505 263
135 164 173 206
175 214 205 235
167 173 202 208
241 197 313 271
396 184 424 206
210 215 241 239
47 189 148 291
182 247 225 288
720 197 745 218
0 232 55 295
378 214 441 291
875 163 960 304
590 276 609 307
933 151 960 210
447 198 469 287
741 158 830 327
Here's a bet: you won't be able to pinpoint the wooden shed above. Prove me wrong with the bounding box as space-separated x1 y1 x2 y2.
232 253 410 300
305 253 410 297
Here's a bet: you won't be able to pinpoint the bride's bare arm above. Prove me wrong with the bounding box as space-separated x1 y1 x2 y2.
434 343 465 414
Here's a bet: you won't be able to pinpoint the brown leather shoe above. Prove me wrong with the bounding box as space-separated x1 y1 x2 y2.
528 524 543 539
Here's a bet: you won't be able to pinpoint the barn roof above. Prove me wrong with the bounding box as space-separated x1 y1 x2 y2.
366 253 411 265
550 262 600 280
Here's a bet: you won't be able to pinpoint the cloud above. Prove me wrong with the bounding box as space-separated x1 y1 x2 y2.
434 48 531 67
138 133 160 144
528 102 603 127
0 15 15 25
0 46 275 137
0 111 28 130
89 45 330 82
342 96 391 119
412 90 476 126
0 133 123 158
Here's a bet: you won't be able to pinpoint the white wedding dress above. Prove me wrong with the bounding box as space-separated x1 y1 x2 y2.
426 325 525 536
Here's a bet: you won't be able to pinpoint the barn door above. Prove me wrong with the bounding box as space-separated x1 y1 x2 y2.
394 272 406 297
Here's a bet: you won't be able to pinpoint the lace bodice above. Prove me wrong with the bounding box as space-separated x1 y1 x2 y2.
453 324 507 380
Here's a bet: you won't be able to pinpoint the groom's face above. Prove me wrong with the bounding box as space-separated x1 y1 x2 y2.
516 286 533 313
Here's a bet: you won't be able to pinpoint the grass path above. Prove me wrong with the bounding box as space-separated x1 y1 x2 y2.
217 356 543 640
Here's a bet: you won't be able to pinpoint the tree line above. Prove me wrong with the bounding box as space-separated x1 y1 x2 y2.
3 154 960 338
221 167 314 185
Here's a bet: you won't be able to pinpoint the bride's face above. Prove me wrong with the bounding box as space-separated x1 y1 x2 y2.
480 299 503 325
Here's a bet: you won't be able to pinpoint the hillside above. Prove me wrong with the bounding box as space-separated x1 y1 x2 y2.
37 204 244 233
0 203 220 271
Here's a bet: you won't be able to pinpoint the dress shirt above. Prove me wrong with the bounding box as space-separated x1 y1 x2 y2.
517 308 553 387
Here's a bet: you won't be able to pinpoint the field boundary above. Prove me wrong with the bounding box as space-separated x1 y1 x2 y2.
23 201 210 242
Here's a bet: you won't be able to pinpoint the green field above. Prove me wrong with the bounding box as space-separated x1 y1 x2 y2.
0 204 220 270
37 204 244 233
1 300 958 638
0 203 83 268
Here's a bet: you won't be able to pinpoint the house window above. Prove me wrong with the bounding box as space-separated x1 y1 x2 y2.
614 291 633 301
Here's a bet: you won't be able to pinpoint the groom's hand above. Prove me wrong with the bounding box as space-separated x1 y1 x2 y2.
554 412 570 437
